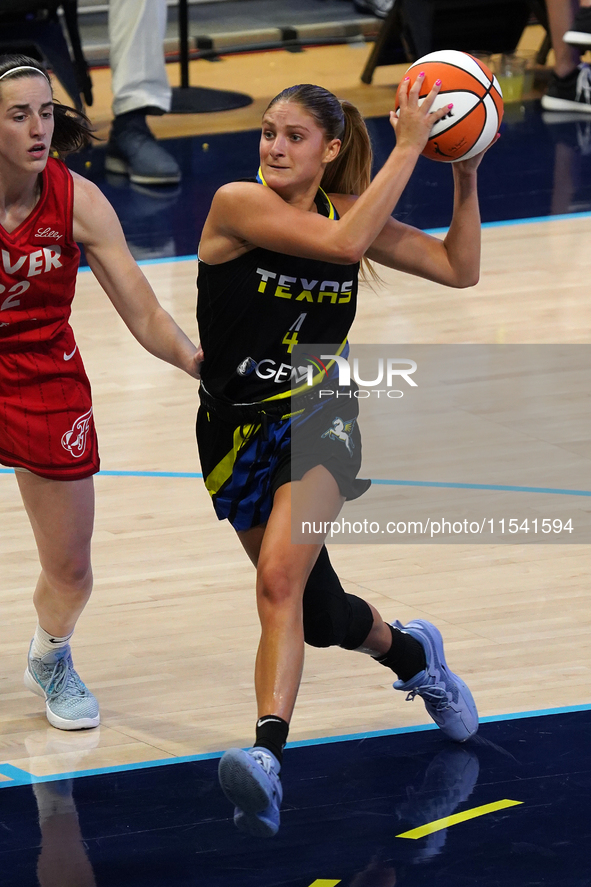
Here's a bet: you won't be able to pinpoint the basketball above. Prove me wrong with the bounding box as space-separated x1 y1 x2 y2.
394 50 504 163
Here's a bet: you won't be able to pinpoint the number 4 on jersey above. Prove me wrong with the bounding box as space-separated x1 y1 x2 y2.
282 312 307 353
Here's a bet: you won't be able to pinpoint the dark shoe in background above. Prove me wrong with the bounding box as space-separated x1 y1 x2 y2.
106 110 181 185
541 64 591 114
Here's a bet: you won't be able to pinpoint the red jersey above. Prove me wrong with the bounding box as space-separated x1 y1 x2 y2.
0 159 99 480
0 157 80 351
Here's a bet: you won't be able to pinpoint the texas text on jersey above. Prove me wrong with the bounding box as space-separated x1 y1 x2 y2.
197 184 359 403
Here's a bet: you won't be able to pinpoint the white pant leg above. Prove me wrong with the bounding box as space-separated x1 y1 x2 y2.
109 0 171 116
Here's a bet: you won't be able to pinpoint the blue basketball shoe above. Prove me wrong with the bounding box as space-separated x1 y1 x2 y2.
24 644 100 730
392 620 478 742
218 747 282 837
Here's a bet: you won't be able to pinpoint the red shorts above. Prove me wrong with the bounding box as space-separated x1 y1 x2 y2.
0 325 100 480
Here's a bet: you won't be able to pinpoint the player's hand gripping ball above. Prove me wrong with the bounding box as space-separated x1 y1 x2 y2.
395 50 504 162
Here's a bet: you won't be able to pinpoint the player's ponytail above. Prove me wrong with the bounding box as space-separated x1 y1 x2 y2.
320 100 372 197
0 54 95 155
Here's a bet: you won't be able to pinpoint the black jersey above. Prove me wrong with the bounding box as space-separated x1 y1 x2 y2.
197 186 359 403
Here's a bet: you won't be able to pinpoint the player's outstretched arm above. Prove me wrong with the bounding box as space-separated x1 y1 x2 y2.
345 144 491 288
72 173 201 378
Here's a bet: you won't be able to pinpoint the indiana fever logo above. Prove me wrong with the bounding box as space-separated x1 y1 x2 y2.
61 407 93 458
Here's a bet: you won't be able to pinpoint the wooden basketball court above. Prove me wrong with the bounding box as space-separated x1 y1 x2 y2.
1 29 591 883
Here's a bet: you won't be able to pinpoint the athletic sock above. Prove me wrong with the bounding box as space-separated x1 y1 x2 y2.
254 715 289 766
30 625 73 659
373 623 427 683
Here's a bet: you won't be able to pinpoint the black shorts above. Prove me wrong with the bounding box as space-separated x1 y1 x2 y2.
196 394 371 531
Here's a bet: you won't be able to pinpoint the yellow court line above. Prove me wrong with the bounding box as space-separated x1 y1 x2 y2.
308 881 341 887
397 799 523 840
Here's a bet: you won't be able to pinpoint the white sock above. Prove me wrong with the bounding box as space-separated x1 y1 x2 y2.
30 624 73 659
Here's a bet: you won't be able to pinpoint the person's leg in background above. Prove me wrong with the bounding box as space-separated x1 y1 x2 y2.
542 0 591 112
564 0 591 46
106 0 181 184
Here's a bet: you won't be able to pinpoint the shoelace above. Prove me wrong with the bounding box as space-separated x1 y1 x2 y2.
576 65 591 104
41 655 86 701
406 683 451 712
250 750 276 776
250 750 282 801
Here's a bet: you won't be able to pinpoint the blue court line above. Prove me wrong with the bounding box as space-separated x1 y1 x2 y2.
0 468 203 479
2 703 590 788
0 751 223 787
75 210 591 272
286 703 591 749
370 478 591 497
100 469 203 479
2 467 590 497
424 209 591 236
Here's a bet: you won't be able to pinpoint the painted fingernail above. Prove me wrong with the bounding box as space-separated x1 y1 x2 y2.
419 71 425 77
404 76 410 81
448 103 454 108
435 79 442 86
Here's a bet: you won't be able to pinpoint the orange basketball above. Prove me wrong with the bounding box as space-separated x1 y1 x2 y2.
394 50 504 162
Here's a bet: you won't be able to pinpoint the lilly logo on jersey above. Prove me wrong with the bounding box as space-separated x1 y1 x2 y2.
61 407 93 458
307 354 418 399
35 227 63 241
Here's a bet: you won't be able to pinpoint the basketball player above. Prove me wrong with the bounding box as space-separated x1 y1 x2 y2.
0 56 200 730
197 80 493 836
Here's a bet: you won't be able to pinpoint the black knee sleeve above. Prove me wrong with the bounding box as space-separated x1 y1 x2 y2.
302 546 374 649
340 593 375 650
